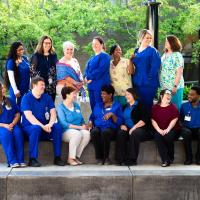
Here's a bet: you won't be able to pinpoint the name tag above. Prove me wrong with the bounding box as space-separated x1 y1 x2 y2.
45 112 50 121
184 115 191 121
105 108 111 111
76 109 81 113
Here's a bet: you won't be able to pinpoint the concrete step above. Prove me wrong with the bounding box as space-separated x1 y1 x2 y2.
0 140 196 165
1 164 200 200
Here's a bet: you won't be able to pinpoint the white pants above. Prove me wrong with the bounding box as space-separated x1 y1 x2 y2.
62 129 90 159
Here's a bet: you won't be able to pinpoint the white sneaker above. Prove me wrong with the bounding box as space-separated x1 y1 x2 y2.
19 163 27 167
10 163 20 168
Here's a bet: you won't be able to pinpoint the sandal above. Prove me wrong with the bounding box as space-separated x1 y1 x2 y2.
75 158 83 165
67 159 78 166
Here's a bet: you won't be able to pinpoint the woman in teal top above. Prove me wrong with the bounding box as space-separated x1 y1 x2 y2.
160 35 184 110
57 86 90 166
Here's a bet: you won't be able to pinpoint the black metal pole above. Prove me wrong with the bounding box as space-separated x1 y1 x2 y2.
199 29 200 85
146 2 161 49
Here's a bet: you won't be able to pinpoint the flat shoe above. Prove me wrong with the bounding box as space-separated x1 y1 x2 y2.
68 160 78 166
75 158 83 165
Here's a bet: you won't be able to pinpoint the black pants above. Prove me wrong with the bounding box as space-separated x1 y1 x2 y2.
154 130 177 163
115 128 152 163
91 127 115 161
181 127 200 161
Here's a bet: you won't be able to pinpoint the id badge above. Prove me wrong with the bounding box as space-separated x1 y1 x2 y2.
184 115 191 121
45 112 50 121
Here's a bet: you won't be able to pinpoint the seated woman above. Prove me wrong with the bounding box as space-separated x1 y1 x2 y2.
151 89 179 167
0 83 25 168
89 85 123 165
57 86 90 166
115 88 151 166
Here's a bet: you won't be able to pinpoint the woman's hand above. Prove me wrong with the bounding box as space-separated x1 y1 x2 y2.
81 124 88 130
121 125 128 131
4 124 13 131
15 92 21 98
103 112 113 120
129 126 136 135
88 121 93 131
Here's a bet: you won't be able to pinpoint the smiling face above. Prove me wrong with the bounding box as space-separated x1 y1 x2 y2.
16 45 24 57
64 45 74 59
43 38 52 53
125 91 134 104
165 39 172 52
92 39 103 54
67 91 77 102
188 89 199 103
101 91 112 103
161 90 172 104
33 81 45 96
113 46 122 59
140 33 152 47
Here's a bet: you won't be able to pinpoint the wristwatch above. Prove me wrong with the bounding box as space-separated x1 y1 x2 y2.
174 85 177 88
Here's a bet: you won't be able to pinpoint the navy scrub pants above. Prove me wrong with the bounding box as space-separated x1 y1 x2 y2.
23 123 63 159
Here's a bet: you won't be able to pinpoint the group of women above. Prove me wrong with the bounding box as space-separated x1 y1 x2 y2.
0 28 186 167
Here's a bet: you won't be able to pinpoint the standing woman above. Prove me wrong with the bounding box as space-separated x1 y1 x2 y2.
160 35 184 110
84 36 110 110
0 83 25 168
56 41 84 104
132 29 161 111
30 35 57 101
151 89 179 167
109 44 134 107
4 42 30 106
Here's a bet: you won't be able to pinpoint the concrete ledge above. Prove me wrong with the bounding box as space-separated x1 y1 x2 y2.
0 140 196 165
7 166 132 200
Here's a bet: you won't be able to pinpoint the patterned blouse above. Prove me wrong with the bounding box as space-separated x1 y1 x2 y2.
160 52 184 90
110 58 132 96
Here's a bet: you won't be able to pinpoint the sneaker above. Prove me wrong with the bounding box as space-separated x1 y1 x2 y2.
161 161 170 167
54 157 65 166
10 163 20 168
19 163 27 168
28 159 41 167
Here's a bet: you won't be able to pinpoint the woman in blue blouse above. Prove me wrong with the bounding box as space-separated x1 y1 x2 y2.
84 36 111 110
30 35 57 101
0 83 25 168
57 86 90 166
4 42 30 106
132 29 161 111
89 85 123 165
115 88 151 166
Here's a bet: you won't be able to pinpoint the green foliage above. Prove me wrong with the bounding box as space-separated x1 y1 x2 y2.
183 85 192 100
0 0 199 66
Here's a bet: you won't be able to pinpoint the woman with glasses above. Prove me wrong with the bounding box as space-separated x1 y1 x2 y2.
30 35 57 101
4 42 30 106
151 89 179 167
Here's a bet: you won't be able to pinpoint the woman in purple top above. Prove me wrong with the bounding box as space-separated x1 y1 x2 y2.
132 29 161 111
151 89 179 167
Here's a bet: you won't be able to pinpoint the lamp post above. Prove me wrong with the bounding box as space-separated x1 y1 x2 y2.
143 0 161 49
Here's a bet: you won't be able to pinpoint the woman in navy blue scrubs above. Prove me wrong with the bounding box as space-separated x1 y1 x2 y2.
0 83 25 168
132 29 161 111
84 36 110 110
89 85 123 165
4 42 30 106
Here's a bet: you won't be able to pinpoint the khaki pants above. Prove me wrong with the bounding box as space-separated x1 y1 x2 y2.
63 129 90 159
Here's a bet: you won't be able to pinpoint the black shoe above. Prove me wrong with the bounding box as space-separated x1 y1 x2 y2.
54 157 65 166
104 158 112 165
28 158 41 167
125 160 137 166
96 159 103 165
161 161 170 167
196 160 200 165
116 162 125 166
184 160 193 165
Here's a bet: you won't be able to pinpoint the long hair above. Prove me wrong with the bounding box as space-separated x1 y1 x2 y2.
165 35 182 53
35 35 55 54
0 83 11 115
4 41 23 89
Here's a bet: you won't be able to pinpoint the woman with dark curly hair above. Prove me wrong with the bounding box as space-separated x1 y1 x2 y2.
5 42 30 106
30 35 57 101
